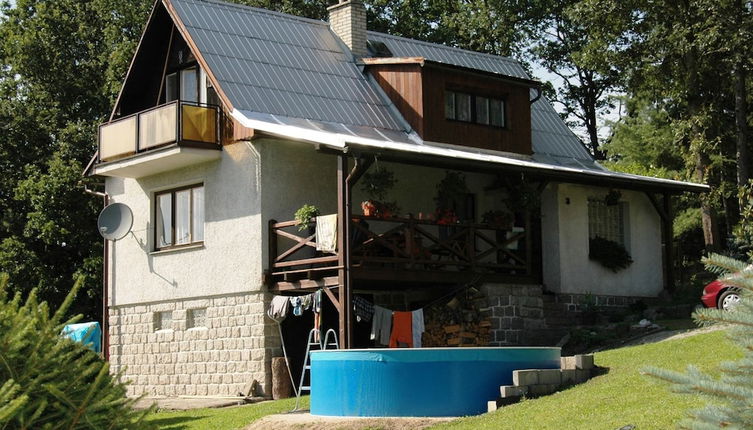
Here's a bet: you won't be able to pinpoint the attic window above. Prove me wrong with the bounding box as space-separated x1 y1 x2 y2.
445 90 505 128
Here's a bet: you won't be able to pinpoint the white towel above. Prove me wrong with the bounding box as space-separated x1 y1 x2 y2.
315 214 338 253
412 309 425 348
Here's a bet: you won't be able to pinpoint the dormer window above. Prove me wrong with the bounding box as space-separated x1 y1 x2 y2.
445 90 505 128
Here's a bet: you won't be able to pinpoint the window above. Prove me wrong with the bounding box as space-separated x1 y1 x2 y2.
588 198 627 246
155 184 205 250
445 90 505 127
187 308 207 329
154 311 173 331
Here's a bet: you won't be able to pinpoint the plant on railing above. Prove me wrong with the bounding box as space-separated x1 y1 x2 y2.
294 204 320 231
604 189 622 206
588 236 633 272
360 165 399 218
435 208 459 225
434 171 469 223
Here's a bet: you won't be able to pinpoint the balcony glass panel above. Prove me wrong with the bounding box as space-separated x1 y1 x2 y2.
99 116 137 161
139 103 177 150
182 104 217 143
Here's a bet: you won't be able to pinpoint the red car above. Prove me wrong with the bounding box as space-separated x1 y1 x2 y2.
701 279 741 311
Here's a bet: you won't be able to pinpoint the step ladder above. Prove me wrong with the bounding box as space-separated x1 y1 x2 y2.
294 328 339 411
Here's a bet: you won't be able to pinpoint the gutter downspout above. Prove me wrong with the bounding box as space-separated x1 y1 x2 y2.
83 184 110 360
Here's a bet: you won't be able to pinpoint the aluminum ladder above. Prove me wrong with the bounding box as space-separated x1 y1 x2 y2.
294 328 339 411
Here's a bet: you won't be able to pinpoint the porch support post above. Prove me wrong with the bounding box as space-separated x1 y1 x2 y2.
337 154 352 348
646 192 674 292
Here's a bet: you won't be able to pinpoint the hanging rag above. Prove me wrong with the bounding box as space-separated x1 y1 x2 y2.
268 296 290 320
370 305 392 346
389 311 413 348
352 296 374 322
315 214 338 253
412 309 425 348
301 293 313 311
313 289 323 342
289 296 303 316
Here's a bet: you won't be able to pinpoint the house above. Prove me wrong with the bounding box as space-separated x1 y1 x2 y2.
88 0 707 397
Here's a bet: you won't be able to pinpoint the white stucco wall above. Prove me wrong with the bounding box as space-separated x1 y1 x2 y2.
106 142 263 306
541 183 664 297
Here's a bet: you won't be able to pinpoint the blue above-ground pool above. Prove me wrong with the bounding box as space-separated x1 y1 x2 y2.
310 347 560 417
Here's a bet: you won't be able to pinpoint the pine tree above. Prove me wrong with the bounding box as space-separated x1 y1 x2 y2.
0 274 155 429
644 253 753 429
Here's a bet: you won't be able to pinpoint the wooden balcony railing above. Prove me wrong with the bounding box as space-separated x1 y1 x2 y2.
268 215 533 283
98 101 219 163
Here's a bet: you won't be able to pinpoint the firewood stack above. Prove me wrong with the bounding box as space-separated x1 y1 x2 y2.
422 289 492 347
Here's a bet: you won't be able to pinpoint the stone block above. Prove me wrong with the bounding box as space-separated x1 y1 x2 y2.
538 369 562 385
500 385 528 398
513 369 538 386
487 400 499 413
575 369 591 383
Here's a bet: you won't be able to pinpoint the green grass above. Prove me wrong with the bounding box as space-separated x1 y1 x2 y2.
146 396 308 430
148 329 740 430
433 329 741 430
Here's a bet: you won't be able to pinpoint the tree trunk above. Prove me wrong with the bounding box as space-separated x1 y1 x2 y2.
734 1 750 187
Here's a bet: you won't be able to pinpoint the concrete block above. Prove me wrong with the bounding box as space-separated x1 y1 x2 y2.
561 356 576 370
560 369 577 384
538 369 562 385
575 354 594 370
575 369 591 383
487 400 499 413
513 369 539 386
500 385 528 398
529 384 557 396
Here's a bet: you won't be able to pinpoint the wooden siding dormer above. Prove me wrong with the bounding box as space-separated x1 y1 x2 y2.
365 58 537 155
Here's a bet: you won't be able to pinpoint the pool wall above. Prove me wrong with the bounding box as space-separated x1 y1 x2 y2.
310 347 560 417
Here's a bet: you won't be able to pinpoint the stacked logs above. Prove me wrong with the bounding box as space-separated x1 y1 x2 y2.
422 289 492 347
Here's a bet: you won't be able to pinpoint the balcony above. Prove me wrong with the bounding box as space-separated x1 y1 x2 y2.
93 101 221 178
267 214 536 291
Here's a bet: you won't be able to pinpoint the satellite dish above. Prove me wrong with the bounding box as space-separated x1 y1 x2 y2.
97 203 133 241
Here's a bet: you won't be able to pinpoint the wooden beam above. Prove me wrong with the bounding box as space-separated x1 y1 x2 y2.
645 192 669 222
346 156 374 187
271 276 339 292
337 154 350 348
663 192 675 292
361 57 426 66
322 286 342 314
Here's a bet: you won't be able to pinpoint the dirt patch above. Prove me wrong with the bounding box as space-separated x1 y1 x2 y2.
244 411 454 430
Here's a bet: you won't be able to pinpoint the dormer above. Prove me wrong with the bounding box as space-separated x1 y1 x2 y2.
363 57 539 155
93 1 224 178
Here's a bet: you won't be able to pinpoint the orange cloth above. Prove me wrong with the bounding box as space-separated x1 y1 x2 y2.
389 311 413 348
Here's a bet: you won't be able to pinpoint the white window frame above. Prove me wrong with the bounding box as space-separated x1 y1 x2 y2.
155 184 205 251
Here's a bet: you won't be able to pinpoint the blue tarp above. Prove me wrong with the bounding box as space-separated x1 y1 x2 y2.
61 322 102 353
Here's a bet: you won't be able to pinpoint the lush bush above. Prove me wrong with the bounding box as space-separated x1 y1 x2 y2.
645 253 753 428
0 274 154 429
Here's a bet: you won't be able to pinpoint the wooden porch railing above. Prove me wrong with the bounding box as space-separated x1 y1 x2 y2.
267 215 533 282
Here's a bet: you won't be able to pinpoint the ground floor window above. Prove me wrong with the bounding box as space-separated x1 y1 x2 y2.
587 198 627 246
155 184 204 250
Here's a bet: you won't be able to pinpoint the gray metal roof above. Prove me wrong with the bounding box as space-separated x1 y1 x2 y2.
170 0 404 131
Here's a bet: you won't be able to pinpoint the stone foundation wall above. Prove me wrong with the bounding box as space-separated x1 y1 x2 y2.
481 284 545 346
108 291 279 397
553 293 643 312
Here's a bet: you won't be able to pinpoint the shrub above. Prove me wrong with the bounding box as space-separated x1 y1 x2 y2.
0 274 154 429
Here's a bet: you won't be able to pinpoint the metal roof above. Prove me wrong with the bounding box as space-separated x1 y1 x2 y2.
170 0 404 131
164 0 705 192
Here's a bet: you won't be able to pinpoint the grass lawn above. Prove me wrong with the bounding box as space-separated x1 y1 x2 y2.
147 328 740 430
146 396 308 430
434 329 741 430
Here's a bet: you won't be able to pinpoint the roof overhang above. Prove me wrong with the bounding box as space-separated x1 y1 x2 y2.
232 109 709 194
92 145 221 178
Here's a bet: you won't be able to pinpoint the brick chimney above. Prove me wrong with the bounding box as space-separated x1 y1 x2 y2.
328 0 367 58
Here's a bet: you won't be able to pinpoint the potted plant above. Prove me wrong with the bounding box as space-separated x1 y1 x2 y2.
481 210 513 229
360 166 398 218
434 171 469 211
604 189 622 206
294 204 320 232
588 236 633 272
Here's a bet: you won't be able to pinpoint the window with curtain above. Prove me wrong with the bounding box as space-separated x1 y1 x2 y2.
155 184 205 250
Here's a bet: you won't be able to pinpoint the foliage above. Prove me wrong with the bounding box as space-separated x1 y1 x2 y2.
588 236 633 272
0 0 152 321
294 204 319 232
360 165 397 202
434 171 469 209
0 274 155 429
644 253 753 429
